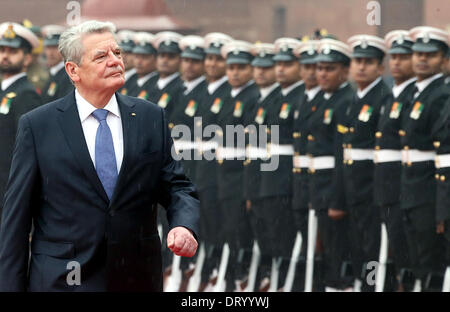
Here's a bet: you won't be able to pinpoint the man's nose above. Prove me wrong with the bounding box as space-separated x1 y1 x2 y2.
107 51 122 66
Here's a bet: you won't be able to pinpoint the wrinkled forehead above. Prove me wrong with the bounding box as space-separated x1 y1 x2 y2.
82 32 119 55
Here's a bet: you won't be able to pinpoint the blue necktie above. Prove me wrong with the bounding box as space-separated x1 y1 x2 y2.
92 109 118 200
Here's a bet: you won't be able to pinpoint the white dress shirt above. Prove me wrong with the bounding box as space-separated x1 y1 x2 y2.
207 75 228 95
157 72 180 90
231 80 255 98
258 82 279 102
49 61 65 76
392 77 417 99
357 76 382 99
75 89 124 172
305 85 322 101
1 72 27 91
413 73 444 99
281 80 304 96
137 71 158 87
183 75 206 95
124 68 137 82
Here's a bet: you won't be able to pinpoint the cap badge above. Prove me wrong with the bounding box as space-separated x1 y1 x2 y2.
164 39 171 46
360 38 368 49
308 47 315 55
233 49 240 55
259 51 266 57
214 42 220 48
422 33 430 43
3 24 16 39
190 44 196 50
323 45 331 55
281 45 288 52
397 36 404 45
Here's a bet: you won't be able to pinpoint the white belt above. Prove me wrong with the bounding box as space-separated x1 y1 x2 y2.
197 140 219 153
310 156 335 170
435 154 450 168
269 144 294 156
293 155 311 169
173 140 197 152
401 149 435 164
246 146 269 159
217 147 246 160
373 150 402 163
343 148 374 161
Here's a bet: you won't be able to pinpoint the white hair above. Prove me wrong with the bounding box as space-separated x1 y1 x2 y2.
58 20 117 65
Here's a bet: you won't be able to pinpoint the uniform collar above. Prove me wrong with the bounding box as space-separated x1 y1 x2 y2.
1 72 27 91
231 80 254 98
75 89 121 123
281 80 304 96
415 72 443 96
207 75 228 95
324 81 349 100
137 71 157 87
357 76 382 99
157 72 180 90
392 76 416 98
124 68 137 82
258 82 279 102
183 75 206 95
50 61 65 76
305 85 321 101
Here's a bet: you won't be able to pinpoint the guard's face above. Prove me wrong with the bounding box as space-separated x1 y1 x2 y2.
226 63 253 88
67 32 125 92
181 57 204 81
275 60 301 86
122 51 135 71
134 53 156 76
350 57 383 87
300 63 318 89
412 51 446 80
253 66 276 88
44 45 63 68
204 54 226 82
316 62 349 93
157 52 181 77
0 46 31 75
389 53 414 82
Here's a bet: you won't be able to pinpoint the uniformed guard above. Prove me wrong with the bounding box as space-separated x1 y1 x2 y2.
171 35 208 290
292 39 324 292
130 32 159 98
40 24 73 104
0 22 42 222
400 26 449 291
258 37 303 291
117 30 138 96
372 30 416 291
195 32 233 291
242 42 281 291
149 31 184 121
215 40 259 291
309 38 354 292
345 34 391 291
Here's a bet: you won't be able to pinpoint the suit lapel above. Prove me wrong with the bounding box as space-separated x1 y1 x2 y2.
56 91 109 205
109 93 137 207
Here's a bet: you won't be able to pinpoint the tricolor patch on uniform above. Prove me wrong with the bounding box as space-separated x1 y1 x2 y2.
358 104 373 122
233 101 244 118
0 96 12 115
410 101 424 120
158 93 170 108
323 108 333 124
120 88 128 95
210 98 223 114
279 103 291 119
47 81 58 97
185 99 198 117
389 102 402 119
255 107 266 124
138 90 149 100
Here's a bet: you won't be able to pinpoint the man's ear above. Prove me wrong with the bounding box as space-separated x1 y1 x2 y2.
65 61 80 83
23 53 33 69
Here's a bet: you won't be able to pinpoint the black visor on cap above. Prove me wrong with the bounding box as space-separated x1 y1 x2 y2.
251 55 275 67
273 49 297 62
352 45 385 60
412 38 448 54
120 41 135 53
226 51 253 65
43 34 60 47
132 43 157 55
0 36 32 52
299 51 318 64
315 50 350 64
157 41 181 54
181 47 205 60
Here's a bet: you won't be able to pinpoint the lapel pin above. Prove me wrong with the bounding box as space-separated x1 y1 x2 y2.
131 112 136 116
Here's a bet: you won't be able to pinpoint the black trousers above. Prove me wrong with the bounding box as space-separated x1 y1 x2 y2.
348 201 381 291
219 197 253 290
403 204 446 282
316 209 353 289
379 202 411 278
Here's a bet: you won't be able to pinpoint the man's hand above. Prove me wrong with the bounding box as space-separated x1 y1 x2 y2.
167 226 198 257
437 221 445 234
328 208 348 220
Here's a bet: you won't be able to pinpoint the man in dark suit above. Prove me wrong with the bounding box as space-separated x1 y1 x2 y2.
0 20 199 292
40 25 73 104
345 34 392 291
0 22 42 224
400 26 449 291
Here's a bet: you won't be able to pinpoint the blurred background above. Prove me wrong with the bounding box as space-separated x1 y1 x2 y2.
1 0 449 42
